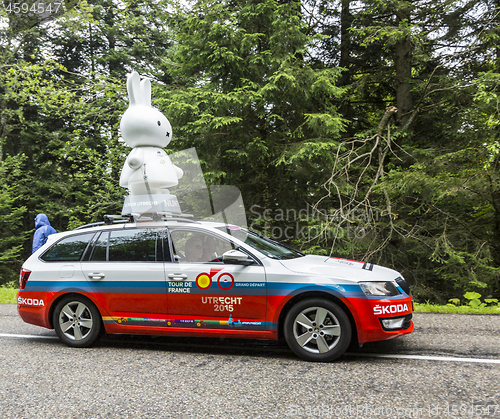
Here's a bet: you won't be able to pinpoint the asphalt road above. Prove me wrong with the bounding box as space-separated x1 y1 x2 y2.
0 304 499 419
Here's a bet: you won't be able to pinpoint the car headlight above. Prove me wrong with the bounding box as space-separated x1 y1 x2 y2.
359 281 400 296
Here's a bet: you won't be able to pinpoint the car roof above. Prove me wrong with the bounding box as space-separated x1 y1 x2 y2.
68 218 238 236
40 218 251 256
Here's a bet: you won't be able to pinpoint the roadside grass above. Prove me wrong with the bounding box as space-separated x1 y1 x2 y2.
0 285 17 304
414 302 500 314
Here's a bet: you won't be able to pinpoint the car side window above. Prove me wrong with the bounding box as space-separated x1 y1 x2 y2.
40 233 95 262
87 229 164 262
88 231 108 261
169 229 234 263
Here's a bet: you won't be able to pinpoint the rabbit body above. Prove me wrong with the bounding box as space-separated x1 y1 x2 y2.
120 147 182 195
119 71 183 195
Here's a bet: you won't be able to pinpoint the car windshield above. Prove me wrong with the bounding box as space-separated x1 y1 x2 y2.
215 226 304 260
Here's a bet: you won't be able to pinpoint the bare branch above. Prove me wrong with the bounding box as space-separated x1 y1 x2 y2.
311 105 402 260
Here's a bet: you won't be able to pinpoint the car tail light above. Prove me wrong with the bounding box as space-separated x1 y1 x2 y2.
19 268 31 290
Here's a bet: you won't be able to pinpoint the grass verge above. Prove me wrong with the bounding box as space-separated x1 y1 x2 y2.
414 302 500 314
0 286 17 304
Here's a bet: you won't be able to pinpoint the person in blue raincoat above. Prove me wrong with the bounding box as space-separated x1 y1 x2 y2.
32 213 57 253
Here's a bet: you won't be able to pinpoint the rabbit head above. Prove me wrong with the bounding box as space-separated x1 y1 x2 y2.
120 71 173 148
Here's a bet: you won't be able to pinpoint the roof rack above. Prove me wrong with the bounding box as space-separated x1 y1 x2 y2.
73 213 199 230
127 213 200 224
73 222 106 230
73 216 132 230
161 217 199 224
103 214 134 225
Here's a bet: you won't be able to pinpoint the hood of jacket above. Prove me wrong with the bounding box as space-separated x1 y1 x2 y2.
35 213 51 230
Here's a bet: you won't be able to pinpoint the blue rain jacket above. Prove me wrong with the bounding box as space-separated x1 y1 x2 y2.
32 214 57 253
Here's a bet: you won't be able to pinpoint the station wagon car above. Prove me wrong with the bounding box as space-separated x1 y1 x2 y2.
17 217 413 361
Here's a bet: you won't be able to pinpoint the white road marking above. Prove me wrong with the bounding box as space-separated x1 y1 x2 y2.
0 332 57 340
0 332 498 364
347 352 500 364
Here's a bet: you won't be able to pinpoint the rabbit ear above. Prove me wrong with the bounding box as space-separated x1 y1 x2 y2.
127 71 141 106
140 78 151 107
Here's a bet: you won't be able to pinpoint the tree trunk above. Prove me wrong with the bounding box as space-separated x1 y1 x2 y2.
495 0 500 73
489 176 500 268
394 6 413 129
339 0 352 86
339 0 354 134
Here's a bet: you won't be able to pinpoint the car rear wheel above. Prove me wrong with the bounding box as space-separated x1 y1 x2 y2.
53 295 102 348
284 298 351 362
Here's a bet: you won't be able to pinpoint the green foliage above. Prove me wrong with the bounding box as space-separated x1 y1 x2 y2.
0 2 146 279
0 283 17 304
463 292 484 308
163 0 346 221
0 158 28 283
414 302 500 314
0 0 499 304
448 292 500 309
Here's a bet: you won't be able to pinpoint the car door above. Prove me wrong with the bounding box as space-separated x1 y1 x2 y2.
165 227 267 330
82 227 168 324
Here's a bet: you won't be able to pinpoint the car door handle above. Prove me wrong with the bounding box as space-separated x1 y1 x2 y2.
88 272 105 280
168 273 188 281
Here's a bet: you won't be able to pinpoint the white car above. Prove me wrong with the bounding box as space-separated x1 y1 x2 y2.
17 217 413 361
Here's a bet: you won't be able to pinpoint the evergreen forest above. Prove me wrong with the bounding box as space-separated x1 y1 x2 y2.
1 0 499 304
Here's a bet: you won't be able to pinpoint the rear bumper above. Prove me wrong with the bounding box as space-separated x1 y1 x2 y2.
17 290 53 329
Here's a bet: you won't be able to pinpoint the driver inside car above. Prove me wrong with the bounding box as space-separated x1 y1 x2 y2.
184 236 204 262
202 236 219 262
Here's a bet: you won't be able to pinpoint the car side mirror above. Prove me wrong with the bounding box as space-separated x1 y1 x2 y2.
222 250 254 266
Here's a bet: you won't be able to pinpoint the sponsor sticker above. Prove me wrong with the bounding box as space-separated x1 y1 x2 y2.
373 303 409 316
202 296 242 312
168 281 193 293
17 297 44 307
196 273 212 290
217 273 235 290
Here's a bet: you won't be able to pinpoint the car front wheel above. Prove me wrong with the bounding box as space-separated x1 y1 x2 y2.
53 295 102 348
284 298 351 362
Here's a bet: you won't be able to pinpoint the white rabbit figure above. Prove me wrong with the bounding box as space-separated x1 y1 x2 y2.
119 71 183 196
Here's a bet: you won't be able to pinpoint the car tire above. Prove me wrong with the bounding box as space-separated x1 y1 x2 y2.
53 295 102 348
284 298 351 362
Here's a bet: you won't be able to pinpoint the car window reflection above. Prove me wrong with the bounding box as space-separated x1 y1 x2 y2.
170 229 233 263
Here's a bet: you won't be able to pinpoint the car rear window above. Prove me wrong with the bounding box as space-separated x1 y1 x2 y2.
40 233 95 262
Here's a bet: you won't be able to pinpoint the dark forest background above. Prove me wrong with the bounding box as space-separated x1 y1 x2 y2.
1 0 499 303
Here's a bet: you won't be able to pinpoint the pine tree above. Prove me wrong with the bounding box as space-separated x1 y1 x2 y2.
162 0 346 234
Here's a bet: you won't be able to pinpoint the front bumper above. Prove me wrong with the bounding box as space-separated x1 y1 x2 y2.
343 294 414 344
